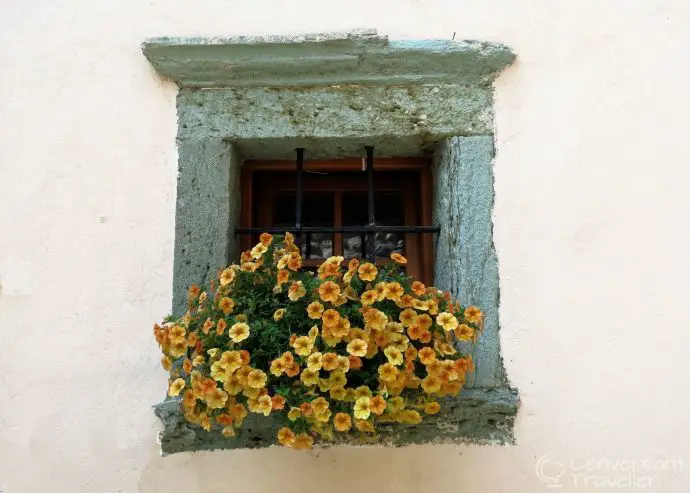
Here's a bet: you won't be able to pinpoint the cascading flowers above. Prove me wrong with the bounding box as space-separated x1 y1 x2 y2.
154 233 483 449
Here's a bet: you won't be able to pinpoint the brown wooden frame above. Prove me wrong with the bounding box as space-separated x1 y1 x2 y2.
240 157 434 284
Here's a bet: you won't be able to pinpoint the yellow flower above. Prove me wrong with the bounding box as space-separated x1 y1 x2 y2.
256 394 273 416
330 386 347 400
360 290 379 306
300 368 319 386
205 388 229 409
292 433 314 450
346 339 368 357
455 324 474 341
273 308 286 321
329 370 347 388
354 385 373 399
421 375 442 394
307 301 325 319
401 409 422 424
218 297 235 315
337 355 351 372
168 378 186 396
436 312 459 332
378 363 399 382
424 401 441 415
464 306 483 325
383 347 404 366
219 268 236 286
318 281 341 303
307 352 323 371
311 397 329 415
353 397 371 420
321 352 339 371
250 242 268 259
292 336 313 356
357 262 378 281
333 412 352 432
287 408 302 421
161 356 172 371
228 322 250 343
384 282 404 301
288 281 306 301
246 369 267 389
277 427 296 446
390 252 407 265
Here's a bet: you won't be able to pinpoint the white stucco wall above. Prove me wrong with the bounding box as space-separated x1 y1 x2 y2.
2 1 690 491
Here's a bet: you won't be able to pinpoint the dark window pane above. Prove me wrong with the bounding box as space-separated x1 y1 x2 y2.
342 192 404 258
272 192 334 259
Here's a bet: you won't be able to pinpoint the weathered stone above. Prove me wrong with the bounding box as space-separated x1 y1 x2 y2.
142 29 515 89
433 136 504 388
154 387 519 454
177 84 493 159
172 140 241 315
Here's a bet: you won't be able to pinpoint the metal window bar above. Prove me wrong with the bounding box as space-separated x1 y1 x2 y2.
235 147 441 263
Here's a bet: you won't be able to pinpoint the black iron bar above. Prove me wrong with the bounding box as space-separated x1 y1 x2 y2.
236 226 440 234
295 148 304 250
365 146 376 263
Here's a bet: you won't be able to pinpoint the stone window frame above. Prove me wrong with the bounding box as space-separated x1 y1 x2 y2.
143 29 519 453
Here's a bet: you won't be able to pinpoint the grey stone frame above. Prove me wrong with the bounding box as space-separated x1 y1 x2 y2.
143 30 519 453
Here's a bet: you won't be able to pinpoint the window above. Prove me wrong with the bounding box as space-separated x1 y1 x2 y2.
239 155 435 284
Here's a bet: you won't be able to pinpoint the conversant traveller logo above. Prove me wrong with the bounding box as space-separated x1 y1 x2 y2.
535 454 683 489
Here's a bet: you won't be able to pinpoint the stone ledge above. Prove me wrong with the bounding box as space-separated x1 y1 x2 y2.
142 29 515 88
154 387 519 455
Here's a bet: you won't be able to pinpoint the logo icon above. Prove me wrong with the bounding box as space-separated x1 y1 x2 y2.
536 455 566 488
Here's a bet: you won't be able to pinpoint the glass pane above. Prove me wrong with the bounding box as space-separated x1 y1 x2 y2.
342 192 404 258
271 192 334 259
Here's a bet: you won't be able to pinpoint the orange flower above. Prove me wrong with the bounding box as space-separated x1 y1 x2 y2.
216 413 234 426
272 394 286 410
418 347 437 365
259 232 273 246
216 319 227 336
419 330 432 344
306 301 324 319
369 395 387 415
348 258 360 272
287 253 303 271
455 324 474 341
411 281 426 296
390 252 407 265
277 269 290 286
321 308 340 328
246 369 267 389
348 355 363 370
424 401 441 415
333 412 352 432
318 281 341 303
357 262 378 282
188 284 201 300
299 402 313 416
464 306 483 325
277 427 295 446
407 323 423 340
218 297 235 315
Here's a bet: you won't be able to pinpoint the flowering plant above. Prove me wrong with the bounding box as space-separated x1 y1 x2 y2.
154 233 483 449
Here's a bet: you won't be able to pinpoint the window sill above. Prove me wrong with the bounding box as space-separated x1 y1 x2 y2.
154 387 518 454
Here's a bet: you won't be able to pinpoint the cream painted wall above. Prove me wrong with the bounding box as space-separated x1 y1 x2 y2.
2 0 690 491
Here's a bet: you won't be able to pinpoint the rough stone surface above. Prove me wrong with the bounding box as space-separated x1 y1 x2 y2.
177 85 493 159
142 29 515 88
154 387 518 454
172 140 241 315
433 136 504 388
